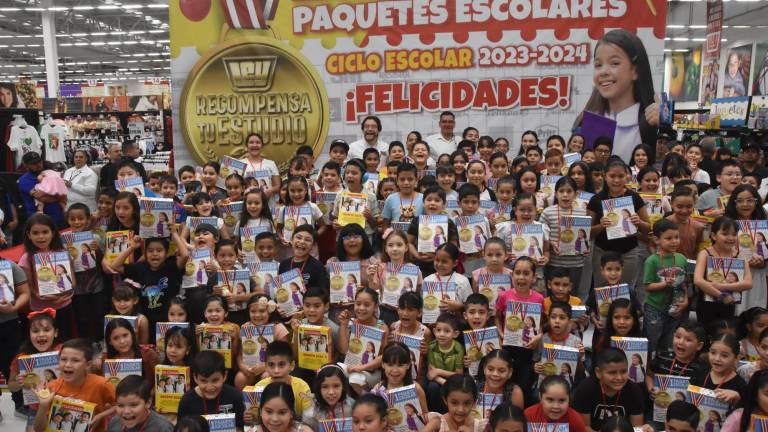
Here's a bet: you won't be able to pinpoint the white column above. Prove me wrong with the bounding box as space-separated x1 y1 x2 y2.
41 0 59 97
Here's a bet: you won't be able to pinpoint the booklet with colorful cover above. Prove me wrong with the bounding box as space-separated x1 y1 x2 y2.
186 216 218 231
0 260 12 303
602 196 637 240
737 220 768 259
345 322 385 367
446 200 460 219
421 280 457 324
139 197 174 238
538 344 579 385
247 261 278 293
184 248 211 286
281 205 314 241
504 223 545 258
240 323 274 368
60 231 96 273
557 215 592 256
652 375 690 422
270 268 305 316
18 351 59 405
105 230 133 266
381 263 419 307
610 337 648 384
155 365 189 413
203 413 237 432
156 322 190 361
240 226 271 263
243 385 265 424
527 424 568 432
539 175 562 203
686 385 729 432
594 284 631 319
338 192 368 228
115 176 145 196
328 261 361 304
315 192 337 224
104 314 138 331
473 392 503 420
464 326 500 377
363 176 379 195
216 269 251 311
640 193 664 227
704 256 746 304
219 156 246 183
46 396 96 432
575 191 594 211
198 324 233 368
35 251 73 296
474 273 511 314
502 301 542 348
392 332 422 379
564 152 581 167
417 215 449 253
297 324 332 371
218 201 243 233
487 202 513 225
455 214 490 254
383 384 427 432
319 418 353 432
103 358 143 387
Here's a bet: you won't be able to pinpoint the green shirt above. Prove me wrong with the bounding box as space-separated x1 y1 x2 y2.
427 339 465 372
643 252 688 311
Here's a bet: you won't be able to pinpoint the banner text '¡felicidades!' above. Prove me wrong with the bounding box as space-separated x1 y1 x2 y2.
345 76 571 123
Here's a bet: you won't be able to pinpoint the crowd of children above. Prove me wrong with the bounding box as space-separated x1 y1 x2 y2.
3 112 768 432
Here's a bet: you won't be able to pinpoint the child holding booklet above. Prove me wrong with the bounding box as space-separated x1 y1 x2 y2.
665 186 704 260
368 229 423 325
205 239 254 325
470 238 512 318
277 225 329 292
390 292 432 381
101 318 158 385
454 183 491 275
254 341 313 417
178 351 245 428
424 243 471 315
496 193 550 268
301 365 356 431
533 302 584 381
475 350 524 410
371 342 429 417
20 214 77 340
690 333 746 408
289 288 340 384
235 295 288 389
33 338 116 432
108 375 173 431
108 283 150 345
524 376 587 431
234 188 275 235
694 216 752 322
721 368 768 432
406 186 458 276
423 375 485 432
252 382 313 432
338 287 389 393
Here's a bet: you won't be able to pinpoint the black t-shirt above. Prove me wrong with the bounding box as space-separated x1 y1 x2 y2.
278 255 329 293
178 384 244 428
587 189 646 253
690 368 747 395
650 349 704 378
572 377 644 430
124 257 183 334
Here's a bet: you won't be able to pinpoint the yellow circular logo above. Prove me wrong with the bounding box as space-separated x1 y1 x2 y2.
141 212 156 227
180 37 329 165
459 228 473 243
349 337 363 354
242 339 257 355
330 275 345 290
560 229 575 244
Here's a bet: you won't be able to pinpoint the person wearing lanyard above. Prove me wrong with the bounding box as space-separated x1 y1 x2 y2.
106 375 173 432
240 133 280 200
301 365 355 431
63 150 99 213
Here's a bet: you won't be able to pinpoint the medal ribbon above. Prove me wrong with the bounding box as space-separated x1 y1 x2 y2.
242 323 255 340
689 389 705 407
478 272 491 289
613 338 629 352
739 220 757 245
330 262 342 276
106 360 121 378
482 393 500 419
458 216 468 229
425 281 437 297
220 271 232 291
546 345 558 361
596 287 611 304
386 390 396 408
387 262 405 279
752 415 768 431
38 252 53 272
497 204 511 220
159 323 171 336
529 423 547 432
657 375 671 392
513 223 523 237
20 355 35 373
466 329 479 352
255 324 270 342
435 273 453 299
605 198 616 214
354 323 364 340
286 205 299 230
144 199 154 213
244 390 258 407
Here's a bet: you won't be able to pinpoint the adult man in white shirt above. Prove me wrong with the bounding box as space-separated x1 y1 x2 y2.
425 111 458 160
348 115 388 161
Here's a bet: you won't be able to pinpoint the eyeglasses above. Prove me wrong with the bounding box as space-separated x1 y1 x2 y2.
735 198 758 205
595 148 611 155
342 235 362 241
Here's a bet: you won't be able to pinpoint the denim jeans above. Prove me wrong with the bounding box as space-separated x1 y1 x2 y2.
643 303 679 355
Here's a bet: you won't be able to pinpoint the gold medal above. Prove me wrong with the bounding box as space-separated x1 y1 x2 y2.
468 346 481 361
387 408 403 425
470 409 481 419
179 37 329 166
385 276 401 291
459 228 473 242
512 236 526 251
542 361 557 376
606 212 619 226
224 214 236 226
242 339 257 355
740 233 753 248
419 225 433 240
68 246 78 259
157 337 165 353
349 337 363 354
560 229 575 244
242 239 255 252
561 166 570 176
257 336 267 344
252 274 263 288
246 406 259 418
330 275 344 290
276 287 289 303
542 186 553 197
494 216 508 224
506 315 522 331
221 286 231 296
141 212 155 227
37 389 50 399
185 261 196 276
317 203 327 214
480 286 494 302
284 218 295 231
220 165 231 177
107 376 121 386
708 271 724 283
423 294 439 310
37 266 54 282
23 374 40 388
599 301 611 317
654 391 672 408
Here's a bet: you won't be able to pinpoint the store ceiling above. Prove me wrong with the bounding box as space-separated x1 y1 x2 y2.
0 0 766 84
